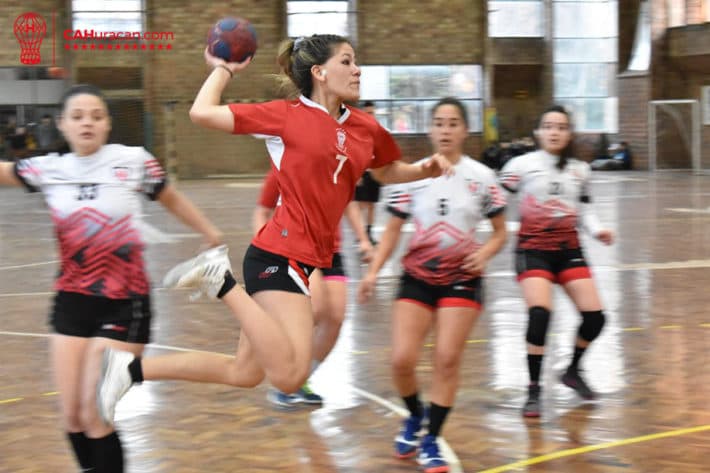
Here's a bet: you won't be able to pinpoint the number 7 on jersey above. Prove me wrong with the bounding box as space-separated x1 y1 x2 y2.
333 154 348 184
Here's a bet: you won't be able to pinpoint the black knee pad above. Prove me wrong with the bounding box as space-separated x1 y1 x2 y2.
578 310 606 342
526 306 551 347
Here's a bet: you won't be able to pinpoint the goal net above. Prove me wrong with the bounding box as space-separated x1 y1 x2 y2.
648 100 702 172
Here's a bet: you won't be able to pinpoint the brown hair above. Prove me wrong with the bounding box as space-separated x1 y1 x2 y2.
275 34 350 98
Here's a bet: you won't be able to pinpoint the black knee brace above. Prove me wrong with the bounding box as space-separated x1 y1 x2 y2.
526 306 551 347
578 310 606 342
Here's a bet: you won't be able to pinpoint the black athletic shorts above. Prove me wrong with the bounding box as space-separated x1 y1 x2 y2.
515 247 591 284
242 244 315 296
50 291 152 343
320 252 347 279
354 170 381 203
396 272 483 310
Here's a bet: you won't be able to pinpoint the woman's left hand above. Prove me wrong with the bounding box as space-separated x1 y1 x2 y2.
421 153 455 178
462 250 487 276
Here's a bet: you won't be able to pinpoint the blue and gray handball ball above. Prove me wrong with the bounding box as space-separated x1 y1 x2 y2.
207 17 257 63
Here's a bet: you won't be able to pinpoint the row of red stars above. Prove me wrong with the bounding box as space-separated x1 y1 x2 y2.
64 43 173 50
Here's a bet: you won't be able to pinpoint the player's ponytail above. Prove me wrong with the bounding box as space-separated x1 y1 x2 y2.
275 34 349 99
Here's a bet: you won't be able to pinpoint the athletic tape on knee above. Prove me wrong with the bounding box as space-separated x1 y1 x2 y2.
526 306 551 346
578 310 605 342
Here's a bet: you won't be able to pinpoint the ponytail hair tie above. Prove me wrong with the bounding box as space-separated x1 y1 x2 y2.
293 37 306 52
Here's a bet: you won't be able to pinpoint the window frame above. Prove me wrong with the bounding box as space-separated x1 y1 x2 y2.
488 1 545 38
286 0 356 40
71 0 146 34
359 64 484 134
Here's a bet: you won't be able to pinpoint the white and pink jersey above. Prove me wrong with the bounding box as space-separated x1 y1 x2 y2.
499 150 601 251
14 144 167 298
387 156 506 285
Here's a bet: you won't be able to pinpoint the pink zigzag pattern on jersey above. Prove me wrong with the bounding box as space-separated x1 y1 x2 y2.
403 219 479 285
518 194 579 250
52 207 149 298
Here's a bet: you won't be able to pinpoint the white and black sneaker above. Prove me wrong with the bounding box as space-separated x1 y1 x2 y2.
96 348 135 425
163 245 233 300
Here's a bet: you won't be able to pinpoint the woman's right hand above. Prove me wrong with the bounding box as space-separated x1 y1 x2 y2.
204 47 252 75
357 272 377 304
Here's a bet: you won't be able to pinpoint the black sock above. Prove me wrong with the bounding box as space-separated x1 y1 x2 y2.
402 393 423 418
528 354 543 384
569 346 586 372
128 357 143 383
427 403 451 438
67 432 95 471
217 270 237 298
90 431 124 473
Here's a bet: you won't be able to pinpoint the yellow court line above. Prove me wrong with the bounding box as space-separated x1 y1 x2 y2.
0 397 24 404
478 424 710 473
42 391 58 396
700 323 710 328
622 327 644 332
467 339 489 344
660 325 682 329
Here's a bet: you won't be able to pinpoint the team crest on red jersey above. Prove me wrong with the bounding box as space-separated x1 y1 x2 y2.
112 166 130 181
336 128 347 153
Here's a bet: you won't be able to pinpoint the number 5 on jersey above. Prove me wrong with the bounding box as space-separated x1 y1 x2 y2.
333 154 348 184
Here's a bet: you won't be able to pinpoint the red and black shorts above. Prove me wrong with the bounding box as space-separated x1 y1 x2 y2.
515 247 591 284
50 291 152 343
320 252 347 281
242 244 315 296
396 272 483 311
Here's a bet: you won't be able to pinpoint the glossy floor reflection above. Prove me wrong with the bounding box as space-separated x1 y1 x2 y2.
1 171 709 472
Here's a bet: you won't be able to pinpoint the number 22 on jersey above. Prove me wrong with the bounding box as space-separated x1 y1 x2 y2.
333 154 348 184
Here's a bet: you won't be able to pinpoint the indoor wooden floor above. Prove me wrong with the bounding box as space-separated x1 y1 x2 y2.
1 171 709 473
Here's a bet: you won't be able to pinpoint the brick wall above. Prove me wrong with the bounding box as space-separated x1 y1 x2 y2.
358 0 483 64
618 75 651 169
147 0 286 176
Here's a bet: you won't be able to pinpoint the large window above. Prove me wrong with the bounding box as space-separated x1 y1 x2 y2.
72 0 145 33
287 1 355 39
488 1 544 37
553 0 618 132
360 65 483 133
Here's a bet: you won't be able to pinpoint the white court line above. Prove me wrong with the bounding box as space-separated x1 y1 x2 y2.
0 329 463 472
0 260 58 271
666 207 710 214
0 331 217 354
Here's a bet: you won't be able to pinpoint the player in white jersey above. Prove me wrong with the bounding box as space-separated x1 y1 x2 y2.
358 98 507 473
0 84 222 472
499 105 614 418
